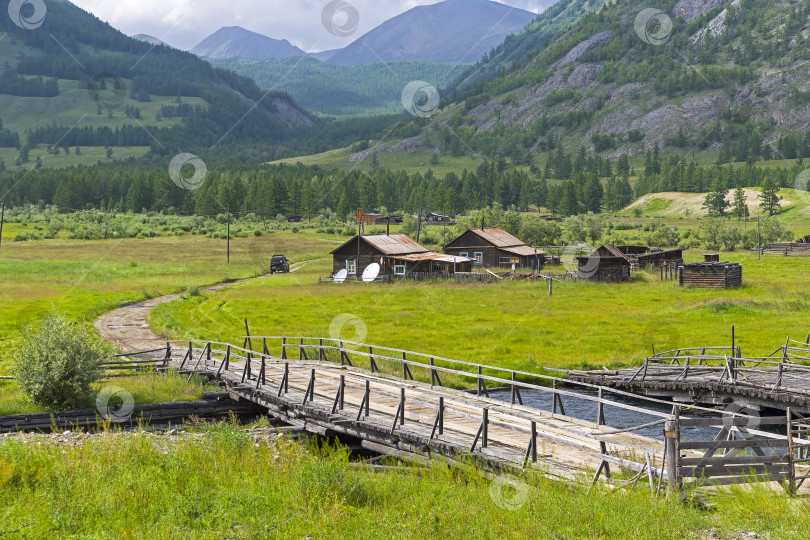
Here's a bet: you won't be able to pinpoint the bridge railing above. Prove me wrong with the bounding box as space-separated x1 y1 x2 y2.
167 337 809 493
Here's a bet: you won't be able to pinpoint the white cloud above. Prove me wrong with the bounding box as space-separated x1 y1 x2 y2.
68 0 553 52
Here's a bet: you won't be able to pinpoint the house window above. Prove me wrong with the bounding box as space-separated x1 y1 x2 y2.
394 264 406 276
459 252 468 258
474 252 483 266
499 257 512 265
347 260 357 274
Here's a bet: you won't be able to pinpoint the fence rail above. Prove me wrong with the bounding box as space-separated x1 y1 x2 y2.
161 333 810 493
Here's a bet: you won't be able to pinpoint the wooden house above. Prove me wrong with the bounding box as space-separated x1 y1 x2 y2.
577 254 631 283
330 234 473 280
443 228 544 269
424 212 453 225
678 262 742 289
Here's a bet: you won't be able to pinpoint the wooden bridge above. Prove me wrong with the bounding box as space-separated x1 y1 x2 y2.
570 337 810 414
116 333 810 494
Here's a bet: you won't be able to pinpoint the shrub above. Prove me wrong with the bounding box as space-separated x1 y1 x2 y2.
13 311 109 409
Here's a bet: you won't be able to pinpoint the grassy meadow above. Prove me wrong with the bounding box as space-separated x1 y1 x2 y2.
0 230 337 413
1 420 808 539
151 251 810 372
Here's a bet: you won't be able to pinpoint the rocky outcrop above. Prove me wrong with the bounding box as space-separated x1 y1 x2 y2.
672 0 728 23
555 31 613 68
271 97 314 128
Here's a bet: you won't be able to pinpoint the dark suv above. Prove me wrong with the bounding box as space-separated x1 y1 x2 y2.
270 254 290 273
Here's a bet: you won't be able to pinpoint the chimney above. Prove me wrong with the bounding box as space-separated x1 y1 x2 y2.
481 215 485 230
386 217 390 236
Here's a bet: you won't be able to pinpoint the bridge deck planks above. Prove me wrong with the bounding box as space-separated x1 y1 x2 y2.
183 353 667 478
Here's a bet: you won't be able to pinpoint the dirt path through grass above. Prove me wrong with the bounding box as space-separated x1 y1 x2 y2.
94 262 308 352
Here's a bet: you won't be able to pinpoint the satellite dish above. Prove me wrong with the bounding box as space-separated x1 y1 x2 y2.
362 263 381 282
334 269 348 283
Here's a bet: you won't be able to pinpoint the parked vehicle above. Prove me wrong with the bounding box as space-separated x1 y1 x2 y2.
270 254 290 273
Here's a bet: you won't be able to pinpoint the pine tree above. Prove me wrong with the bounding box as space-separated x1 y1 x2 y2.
702 178 729 217
732 185 748 220
759 176 782 216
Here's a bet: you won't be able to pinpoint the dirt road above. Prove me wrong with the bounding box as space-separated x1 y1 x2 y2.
94 263 307 352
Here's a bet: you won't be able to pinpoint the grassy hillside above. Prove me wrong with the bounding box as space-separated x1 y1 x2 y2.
211 58 469 118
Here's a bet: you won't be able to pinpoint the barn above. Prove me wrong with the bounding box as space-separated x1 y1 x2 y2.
330 234 473 280
443 228 544 269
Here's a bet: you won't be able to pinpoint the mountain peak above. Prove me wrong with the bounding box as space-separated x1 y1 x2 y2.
191 26 305 60
328 0 536 66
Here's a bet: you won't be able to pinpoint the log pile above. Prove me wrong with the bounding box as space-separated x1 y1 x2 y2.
678 262 742 289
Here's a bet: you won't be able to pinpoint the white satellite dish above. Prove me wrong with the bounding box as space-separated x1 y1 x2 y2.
334 269 348 283
362 263 381 282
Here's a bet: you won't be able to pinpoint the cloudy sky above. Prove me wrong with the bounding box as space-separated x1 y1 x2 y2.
69 0 554 52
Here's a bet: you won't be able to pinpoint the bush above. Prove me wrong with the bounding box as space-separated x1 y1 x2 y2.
13 311 109 409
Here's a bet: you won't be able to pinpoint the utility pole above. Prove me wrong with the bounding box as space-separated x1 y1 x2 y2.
0 202 5 249
227 205 230 264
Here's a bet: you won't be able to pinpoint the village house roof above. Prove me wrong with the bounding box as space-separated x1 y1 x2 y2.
447 227 544 256
330 234 428 256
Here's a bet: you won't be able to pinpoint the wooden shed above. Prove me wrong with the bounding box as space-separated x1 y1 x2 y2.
603 245 683 271
330 234 473 280
577 254 631 283
678 262 743 289
444 227 544 269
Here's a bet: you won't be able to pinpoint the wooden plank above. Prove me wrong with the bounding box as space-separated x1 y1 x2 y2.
680 455 788 466
680 439 789 450
680 463 790 478
679 417 786 427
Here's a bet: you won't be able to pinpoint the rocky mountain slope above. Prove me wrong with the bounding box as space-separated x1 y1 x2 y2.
385 0 810 164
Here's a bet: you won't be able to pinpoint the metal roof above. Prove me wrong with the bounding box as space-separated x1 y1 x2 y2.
390 252 474 264
599 244 631 260
330 234 428 256
467 228 527 248
500 245 543 257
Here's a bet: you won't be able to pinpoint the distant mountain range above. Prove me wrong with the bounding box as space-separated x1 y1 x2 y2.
190 0 537 65
191 26 306 60
328 0 537 65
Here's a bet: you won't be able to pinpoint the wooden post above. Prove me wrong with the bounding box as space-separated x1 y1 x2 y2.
227 205 230 264
365 380 370 417
757 215 761 260
482 408 488 448
244 318 252 351
319 338 324 362
531 421 537 462
731 325 735 359
369 346 377 373
597 388 605 426
284 362 289 394
664 407 681 492
787 408 797 496
281 337 287 359
400 388 405 426
0 202 4 249
549 278 552 296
